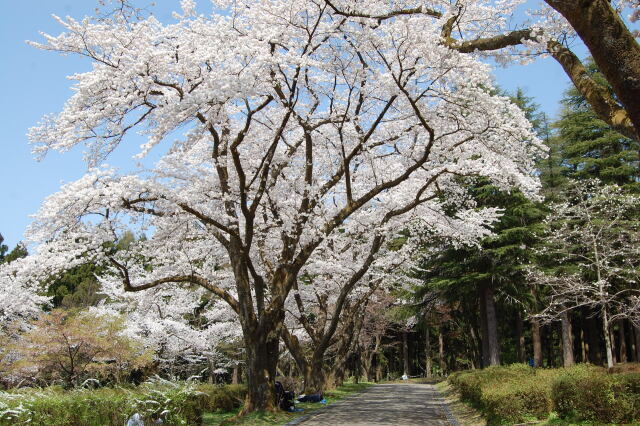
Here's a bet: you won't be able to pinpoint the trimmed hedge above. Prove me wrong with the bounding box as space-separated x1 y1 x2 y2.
552 364 640 423
449 363 640 424
0 380 247 425
449 364 560 424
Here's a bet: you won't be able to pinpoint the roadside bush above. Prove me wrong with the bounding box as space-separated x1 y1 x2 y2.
449 364 560 424
551 365 640 423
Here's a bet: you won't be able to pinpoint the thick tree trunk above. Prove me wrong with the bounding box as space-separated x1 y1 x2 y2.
481 286 501 366
561 311 575 367
303 358 327 394
239 302 286 414
532 318 543 367
545 0 640 140
402 330 410 376
243 334 280 413
425 326 432 378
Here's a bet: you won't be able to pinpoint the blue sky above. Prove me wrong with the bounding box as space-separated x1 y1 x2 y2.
0 1 584 249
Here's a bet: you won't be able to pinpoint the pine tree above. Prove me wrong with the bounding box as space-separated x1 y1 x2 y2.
413 89 548 368
0 233 8 263
3 243 28 264
554 59 639 189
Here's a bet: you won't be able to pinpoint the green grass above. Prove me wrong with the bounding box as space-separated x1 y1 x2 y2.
203 382 373 425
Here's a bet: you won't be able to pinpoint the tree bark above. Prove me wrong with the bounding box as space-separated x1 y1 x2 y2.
532 318 543 367
545 0 640 140
481 286 501 366
561 311 575 367
242 325 281 413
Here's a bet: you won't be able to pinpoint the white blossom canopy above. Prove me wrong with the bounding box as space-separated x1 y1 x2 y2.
6 1 544 346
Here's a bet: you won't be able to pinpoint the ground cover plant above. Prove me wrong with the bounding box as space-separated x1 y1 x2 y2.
0 379 246 426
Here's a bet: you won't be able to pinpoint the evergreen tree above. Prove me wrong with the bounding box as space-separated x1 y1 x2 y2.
412 89 548 368
554 59 639 189
3 242 28 264
46 231 137 308
0 234 8 263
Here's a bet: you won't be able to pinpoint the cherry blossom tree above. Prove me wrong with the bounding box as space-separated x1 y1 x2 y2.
94 277 241 377
323 0 640 140
0 256 51 325
530 181 640 368
23 0 542 411
282 202 498 392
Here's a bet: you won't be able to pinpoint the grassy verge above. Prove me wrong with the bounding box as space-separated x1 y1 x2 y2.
203 382 373 425
435 381 486 426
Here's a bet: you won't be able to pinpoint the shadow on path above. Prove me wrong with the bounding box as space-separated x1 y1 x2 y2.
293 383 457 425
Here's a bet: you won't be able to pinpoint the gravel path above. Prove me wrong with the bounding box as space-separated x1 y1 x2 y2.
294 383 458 426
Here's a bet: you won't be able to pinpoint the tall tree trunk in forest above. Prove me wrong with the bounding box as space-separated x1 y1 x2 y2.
580 327 587 363
468 324 481 368
482 286 501 366
516 311 525 363
479 288 490 368
402 330 410 376
619 320 628 363
634 325 640 362
438 327 445 374
561 311 575 367
425 326 432 378
532 318 543 367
